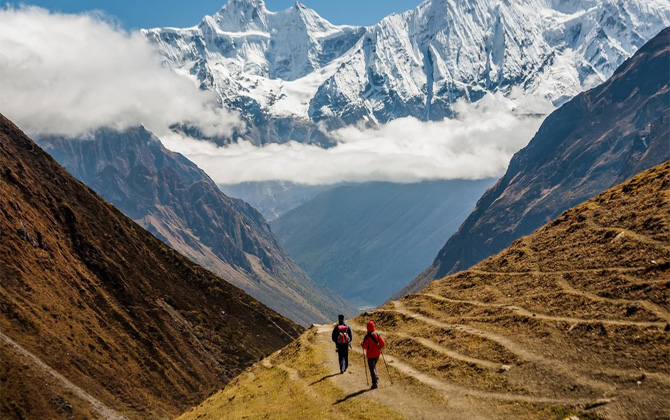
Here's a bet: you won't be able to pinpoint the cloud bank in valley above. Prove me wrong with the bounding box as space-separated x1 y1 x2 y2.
0 7 240 138
0 6 552 185
163 93 553 185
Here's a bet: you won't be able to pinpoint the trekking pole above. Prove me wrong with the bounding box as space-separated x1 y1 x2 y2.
380 350 393 385
363 352 369 386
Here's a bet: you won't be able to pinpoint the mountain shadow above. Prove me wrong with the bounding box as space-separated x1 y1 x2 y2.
0 114 302 419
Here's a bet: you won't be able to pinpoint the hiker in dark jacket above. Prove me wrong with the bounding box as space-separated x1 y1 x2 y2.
361 320 385 389
331 314 353 374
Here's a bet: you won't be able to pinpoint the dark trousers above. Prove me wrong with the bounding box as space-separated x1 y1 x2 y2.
367 357 379 384
336 344 349 372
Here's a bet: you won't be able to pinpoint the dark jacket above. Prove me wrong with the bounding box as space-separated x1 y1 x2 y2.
331 322 353 345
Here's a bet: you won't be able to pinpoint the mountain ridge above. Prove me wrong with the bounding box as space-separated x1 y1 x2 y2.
144 0 670 144
38 127 352 326
0 113 302 419
398 25 670 298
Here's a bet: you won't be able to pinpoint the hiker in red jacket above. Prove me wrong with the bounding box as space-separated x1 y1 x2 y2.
361 321 385 389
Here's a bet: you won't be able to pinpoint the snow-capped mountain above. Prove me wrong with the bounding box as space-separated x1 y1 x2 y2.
144 0 670 143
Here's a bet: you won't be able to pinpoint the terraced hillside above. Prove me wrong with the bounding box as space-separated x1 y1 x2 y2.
179 162 670 420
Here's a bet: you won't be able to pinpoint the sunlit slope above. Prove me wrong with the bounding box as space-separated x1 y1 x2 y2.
179 162 669 420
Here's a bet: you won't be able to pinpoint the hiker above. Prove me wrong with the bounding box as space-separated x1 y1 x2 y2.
361 320 385 389
331 314 353 374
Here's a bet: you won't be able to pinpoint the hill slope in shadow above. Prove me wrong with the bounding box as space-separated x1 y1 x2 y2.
39 128 351 326
0 115 302 419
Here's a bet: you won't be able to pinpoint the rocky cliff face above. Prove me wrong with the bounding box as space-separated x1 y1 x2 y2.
0 114 302 419
38 127 351 326
399 26 670 298
144 0 670 144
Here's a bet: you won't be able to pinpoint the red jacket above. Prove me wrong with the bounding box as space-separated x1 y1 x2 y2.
361 321 385 358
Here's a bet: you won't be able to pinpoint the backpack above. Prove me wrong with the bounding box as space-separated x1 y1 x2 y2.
336 325 350 344
365 332 379 346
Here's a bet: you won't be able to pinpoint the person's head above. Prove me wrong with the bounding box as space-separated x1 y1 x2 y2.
367 321 376 333
338 314 345 324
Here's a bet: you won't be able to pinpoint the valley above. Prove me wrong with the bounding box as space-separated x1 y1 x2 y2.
1 0 669 419
271 179 495 305
178 161 670 420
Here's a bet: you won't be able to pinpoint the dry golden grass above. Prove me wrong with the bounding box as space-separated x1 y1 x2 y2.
179 162 670 420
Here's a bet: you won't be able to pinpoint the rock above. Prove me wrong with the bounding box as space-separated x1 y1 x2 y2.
626 303 642 316
612 231 626 242
498 365 512 373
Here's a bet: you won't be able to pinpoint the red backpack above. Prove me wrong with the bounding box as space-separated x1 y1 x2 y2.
336 325 350 344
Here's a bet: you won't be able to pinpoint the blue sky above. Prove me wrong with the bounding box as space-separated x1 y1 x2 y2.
6 0 422 29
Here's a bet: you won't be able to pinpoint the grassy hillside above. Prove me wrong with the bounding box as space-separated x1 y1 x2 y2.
0 114 302 419
179 161 670 420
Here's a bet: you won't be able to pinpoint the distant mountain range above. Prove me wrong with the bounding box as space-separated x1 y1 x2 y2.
38 128 352 326
399 26 670 298
0 114 301 419
271 179 494 306
144 0 670 144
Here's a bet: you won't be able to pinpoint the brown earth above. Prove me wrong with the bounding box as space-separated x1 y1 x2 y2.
0 114 303 419
181 161 670 420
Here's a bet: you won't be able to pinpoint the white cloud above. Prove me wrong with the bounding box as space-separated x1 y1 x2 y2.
163 93 553 185
0 6 553 185
0 6 240 137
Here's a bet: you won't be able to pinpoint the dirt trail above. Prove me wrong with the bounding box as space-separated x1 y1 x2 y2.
553 277 670 323
310 323 611 416
312 325 490 420
419 293 667 327
346 322 507 371
401 333 504 370
387 301 617 393
0 332 128 420
585 219 670 250
468 267 648 276
388 301 554 364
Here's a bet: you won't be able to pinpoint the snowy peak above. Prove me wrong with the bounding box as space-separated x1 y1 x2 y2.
209 0 355 38
213 0 269 32
145 0 670 144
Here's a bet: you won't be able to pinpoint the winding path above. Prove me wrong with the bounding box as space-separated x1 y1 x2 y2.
0 332 128 420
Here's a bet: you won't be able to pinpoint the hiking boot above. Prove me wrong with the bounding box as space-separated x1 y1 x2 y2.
371 383 378 389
